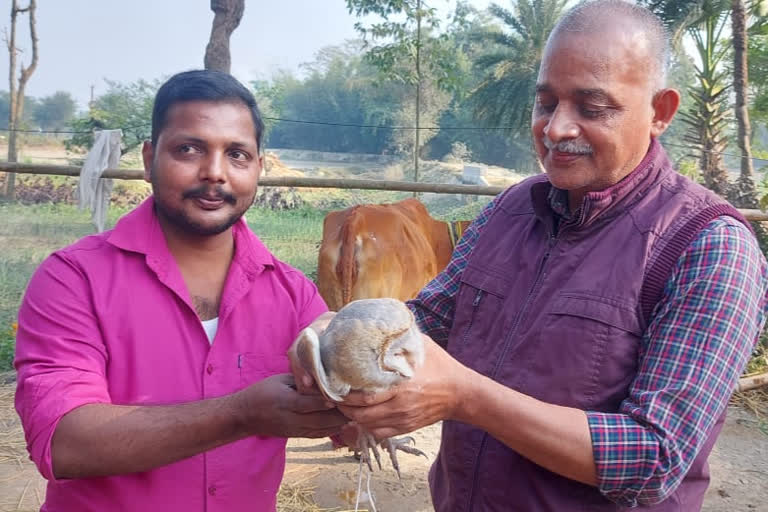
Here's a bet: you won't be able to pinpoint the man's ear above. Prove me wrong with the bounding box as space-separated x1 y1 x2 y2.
650 88 681 138
141 140 154 183
256 153 264 181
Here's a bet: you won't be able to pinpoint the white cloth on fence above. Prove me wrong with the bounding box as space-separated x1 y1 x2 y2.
78 129 122 232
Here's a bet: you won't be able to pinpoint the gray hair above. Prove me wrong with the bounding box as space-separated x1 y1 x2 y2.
549 0 671 90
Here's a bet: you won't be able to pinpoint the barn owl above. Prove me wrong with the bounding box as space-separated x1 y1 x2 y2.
295 298 427 477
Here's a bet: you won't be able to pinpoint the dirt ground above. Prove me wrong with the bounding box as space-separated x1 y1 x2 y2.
283 407 768 512
1 375 766 511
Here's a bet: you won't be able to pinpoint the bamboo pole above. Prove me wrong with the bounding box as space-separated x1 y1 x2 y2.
4 162 768 219
736 371 768 392
0 162 506 196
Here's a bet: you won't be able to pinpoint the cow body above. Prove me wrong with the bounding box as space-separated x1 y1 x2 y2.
317 198 469 311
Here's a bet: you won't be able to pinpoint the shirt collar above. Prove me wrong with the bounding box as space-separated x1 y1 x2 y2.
532 138 670 229
106 197 274 275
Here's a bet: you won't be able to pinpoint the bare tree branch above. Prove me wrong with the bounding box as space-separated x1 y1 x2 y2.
3 0 38 200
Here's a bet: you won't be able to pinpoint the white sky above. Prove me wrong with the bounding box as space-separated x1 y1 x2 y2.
0 0 494 110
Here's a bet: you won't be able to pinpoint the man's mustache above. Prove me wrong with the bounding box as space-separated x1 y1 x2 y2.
182 186 237 205
542 137 594 155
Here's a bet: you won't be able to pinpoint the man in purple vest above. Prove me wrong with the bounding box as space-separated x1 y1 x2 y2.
314 1 768 510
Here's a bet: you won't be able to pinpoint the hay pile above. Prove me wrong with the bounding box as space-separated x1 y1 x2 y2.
278 468 362 512
265 152 306 178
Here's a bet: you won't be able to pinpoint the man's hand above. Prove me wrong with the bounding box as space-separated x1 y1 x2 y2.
337 334 470 439
234 373 347 438
289 311 336 394
51 371 348 479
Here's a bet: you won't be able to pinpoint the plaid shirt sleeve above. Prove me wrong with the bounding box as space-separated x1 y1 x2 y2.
407 195 502 345
587 216 768 507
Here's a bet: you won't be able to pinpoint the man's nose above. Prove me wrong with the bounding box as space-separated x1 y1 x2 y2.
543 104 580 142
199 153 226 182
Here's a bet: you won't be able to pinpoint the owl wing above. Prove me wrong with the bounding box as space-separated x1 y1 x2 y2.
295 327 345 402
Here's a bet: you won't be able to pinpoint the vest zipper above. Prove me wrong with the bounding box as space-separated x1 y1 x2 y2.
459 289 485 348
466 231 558 511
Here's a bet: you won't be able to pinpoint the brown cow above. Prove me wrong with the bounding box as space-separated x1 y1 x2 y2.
317 198 470 311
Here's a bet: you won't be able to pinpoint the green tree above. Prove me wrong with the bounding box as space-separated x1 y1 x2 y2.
263 42 402 154
65 79 159 155
659 51 700 170
422 2 539 170
0 91 39 129
346 0 463 181
33 91 76 130
468 0 567 136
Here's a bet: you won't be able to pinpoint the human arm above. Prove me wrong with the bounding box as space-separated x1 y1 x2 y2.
338 334 598 485
585 217 766 505
340 217 767 503
14 253 346 481
51 374 345 479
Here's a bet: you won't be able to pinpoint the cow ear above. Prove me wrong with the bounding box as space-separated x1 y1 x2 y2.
295 328 343 402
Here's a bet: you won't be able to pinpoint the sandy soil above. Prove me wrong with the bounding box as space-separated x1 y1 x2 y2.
282 408 768 512
0 381 766 512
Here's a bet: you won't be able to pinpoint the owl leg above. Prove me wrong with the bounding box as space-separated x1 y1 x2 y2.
356 425 382 472
383 436 428 479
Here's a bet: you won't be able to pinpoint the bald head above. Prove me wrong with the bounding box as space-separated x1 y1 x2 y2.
547 0 670 91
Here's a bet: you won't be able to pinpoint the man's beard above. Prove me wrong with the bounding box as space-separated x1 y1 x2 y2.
150 174 254 236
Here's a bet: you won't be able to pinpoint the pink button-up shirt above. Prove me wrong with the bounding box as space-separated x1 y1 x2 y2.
14 198 327 512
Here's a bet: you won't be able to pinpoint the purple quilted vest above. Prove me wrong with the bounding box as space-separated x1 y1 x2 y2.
429 139 749 511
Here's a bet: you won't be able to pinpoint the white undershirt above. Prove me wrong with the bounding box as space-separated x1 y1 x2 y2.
201 317 219 344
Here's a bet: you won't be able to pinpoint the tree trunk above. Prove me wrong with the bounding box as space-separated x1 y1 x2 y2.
204 0 245 73
730 0 759 208
3 0 38 201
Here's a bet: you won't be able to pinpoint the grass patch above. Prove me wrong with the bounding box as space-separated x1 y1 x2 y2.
245 206 326 279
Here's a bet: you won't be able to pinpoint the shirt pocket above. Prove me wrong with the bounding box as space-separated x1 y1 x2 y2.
530 293 642 409
447 265 511 375
238 352 291 387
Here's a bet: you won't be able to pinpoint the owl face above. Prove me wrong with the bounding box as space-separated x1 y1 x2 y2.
379 324 424 379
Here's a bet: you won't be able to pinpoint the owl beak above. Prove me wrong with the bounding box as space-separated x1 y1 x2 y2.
383 356 414 378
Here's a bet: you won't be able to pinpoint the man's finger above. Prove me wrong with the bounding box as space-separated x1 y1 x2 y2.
341 388 397 407
291 392 338 413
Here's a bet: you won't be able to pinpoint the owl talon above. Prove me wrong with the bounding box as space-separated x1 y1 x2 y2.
356 427 383 472
384 435 428 479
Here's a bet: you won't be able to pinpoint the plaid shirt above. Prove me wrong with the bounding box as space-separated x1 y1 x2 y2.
409 190 768 507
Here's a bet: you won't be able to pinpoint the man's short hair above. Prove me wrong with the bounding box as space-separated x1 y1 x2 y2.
550 0 671 90
151 69 265 152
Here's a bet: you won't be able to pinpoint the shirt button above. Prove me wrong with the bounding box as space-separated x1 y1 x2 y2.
206 364 214 375
208 485 217 496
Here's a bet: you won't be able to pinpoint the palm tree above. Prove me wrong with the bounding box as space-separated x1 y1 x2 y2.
468 0 567 135
642 0 734 198
645 0 766 207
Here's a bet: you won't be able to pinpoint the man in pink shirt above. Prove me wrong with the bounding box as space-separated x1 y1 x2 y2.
14 69 347 512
